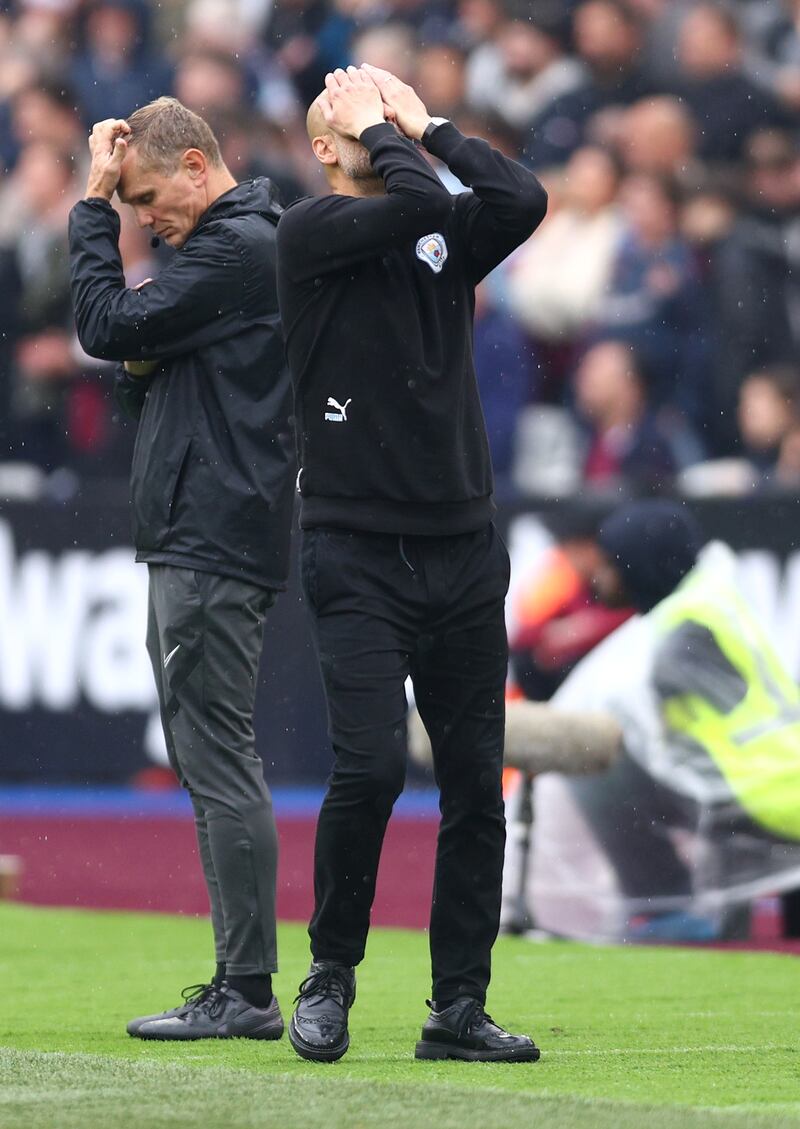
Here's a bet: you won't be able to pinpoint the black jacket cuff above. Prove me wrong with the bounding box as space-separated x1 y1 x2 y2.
359 122 400 150
79 197 116 210
418 121 464 161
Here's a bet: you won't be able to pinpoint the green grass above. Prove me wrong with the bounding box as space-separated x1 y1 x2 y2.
1 903 799 1128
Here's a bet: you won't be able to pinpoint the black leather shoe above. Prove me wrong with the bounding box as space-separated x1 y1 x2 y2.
133 984 284 1040
127 982 223 1036
288 961 356 1062
415 997 540 1062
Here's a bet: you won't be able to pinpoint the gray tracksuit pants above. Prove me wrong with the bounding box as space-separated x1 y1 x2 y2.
145 564 278 975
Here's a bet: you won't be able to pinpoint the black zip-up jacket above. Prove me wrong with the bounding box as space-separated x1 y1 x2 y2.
69 178 296 590
276 121 547 536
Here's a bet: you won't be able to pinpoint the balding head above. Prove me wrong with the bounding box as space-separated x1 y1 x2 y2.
305 86 383 194
306 96 330 142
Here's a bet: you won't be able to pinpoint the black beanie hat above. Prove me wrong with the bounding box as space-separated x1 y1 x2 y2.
597 500 704 613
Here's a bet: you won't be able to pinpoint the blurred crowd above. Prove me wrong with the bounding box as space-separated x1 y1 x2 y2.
1 0 800 500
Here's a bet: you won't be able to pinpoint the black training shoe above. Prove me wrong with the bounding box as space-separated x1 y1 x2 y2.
415 997 540 1062
127 982 220 1036
133 984 284 1041
288 960 356 1062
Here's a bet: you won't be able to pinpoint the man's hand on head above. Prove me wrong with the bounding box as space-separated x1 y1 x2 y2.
85 118 131 201
319 67 385 140
360 64 432 142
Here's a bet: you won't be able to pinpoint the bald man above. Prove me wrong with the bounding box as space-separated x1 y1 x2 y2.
276 65 548 1063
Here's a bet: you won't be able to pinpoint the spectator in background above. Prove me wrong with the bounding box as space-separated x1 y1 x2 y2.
465 6 584 131
706 127 800 453
0 80 87 248
8 0 74 78
454 0 505 50
208 108 306 204
266 0 333 107
737 366 800 487
173 48 252 116
758 0 800 114
349 23 417 82
774 423 800 489
181 0 301 127
597 170 708 442
509 509 633 702
2 77 86 179
507 145 623 395
71 0 173 127
415 41 467 122
525 0 653 169
616 95 697 179
0 11 39 157
6 140 78 470
671 3 787 164
573 339 676 494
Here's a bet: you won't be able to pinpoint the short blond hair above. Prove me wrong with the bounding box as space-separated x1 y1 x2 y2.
127 96 223 172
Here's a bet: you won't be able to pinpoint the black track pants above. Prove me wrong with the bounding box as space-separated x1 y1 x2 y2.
301 525 509 1004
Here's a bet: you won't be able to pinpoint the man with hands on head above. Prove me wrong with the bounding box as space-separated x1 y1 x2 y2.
68 98 295 1042
277 65 548 1063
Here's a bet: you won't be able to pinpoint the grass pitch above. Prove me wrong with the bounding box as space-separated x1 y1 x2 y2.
1 904 798 1129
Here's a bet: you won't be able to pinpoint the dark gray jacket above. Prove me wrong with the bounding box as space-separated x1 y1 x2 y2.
69 179 295 590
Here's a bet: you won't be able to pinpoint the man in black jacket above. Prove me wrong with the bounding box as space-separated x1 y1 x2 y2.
277 65 547 1063
69 98 295 1041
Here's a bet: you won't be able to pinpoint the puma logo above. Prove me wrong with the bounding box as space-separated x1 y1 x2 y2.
324 397 352 423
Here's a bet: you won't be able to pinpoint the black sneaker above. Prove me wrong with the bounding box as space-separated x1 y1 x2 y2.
415 997 540 1062
133 984 284 1041
288 960 356 1062
127 982 219 1036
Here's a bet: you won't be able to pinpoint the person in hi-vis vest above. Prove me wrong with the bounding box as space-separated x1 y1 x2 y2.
518 499 800 943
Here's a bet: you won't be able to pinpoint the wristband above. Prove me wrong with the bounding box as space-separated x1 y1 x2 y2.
421 118 449 147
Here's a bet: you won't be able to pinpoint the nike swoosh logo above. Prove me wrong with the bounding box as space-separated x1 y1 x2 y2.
163 643 181 669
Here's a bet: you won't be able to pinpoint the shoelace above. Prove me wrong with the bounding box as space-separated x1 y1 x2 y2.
427 998 497 1035
472 1004 496 1028
294 965 352 1007
197 986 230 1020
180 983 216 1007
180 983 228 1020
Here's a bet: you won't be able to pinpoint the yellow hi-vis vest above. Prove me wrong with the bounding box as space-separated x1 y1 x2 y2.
653 565 800 840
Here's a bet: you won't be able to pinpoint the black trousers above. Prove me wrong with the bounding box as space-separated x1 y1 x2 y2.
301 524 510 1004
146 565 279 975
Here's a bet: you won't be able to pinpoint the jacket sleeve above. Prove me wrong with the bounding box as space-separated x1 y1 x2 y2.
276 122 452 282
68 198 254 363
423 122 548 284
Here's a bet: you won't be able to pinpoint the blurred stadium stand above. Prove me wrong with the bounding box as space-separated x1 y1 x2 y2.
2 0 800 941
